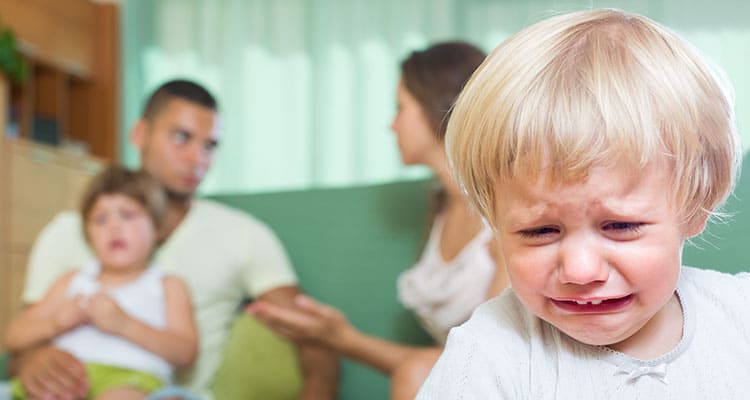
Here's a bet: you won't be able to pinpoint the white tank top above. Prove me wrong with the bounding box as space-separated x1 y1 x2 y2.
397 217 495 344
54 261 172 383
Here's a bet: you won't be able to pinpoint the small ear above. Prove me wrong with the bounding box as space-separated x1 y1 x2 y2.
685 212 710 238
130 119 148 150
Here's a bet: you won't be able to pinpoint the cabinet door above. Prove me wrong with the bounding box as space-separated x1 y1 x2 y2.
8 141 102 250
0 252 29 351
58 153 103 209
8 143 67 251
0 140 103 351
8 252 28 316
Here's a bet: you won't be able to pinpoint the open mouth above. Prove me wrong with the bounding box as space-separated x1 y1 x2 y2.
551 294 633 313
109 239 127 250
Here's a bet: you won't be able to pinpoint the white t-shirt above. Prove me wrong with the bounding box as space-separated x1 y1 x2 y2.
23 199 298 399
417 267 750 399
397 216 495 343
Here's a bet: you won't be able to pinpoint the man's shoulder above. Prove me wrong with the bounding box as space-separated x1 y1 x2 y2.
50 210 83 227
24 210 90 304
190 198 277 238
192 198 266 227
39 210 85 242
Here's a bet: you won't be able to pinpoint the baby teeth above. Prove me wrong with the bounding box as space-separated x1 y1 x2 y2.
574 299 603 305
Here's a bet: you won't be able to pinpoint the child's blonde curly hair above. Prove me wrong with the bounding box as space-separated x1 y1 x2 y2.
447 9 740 231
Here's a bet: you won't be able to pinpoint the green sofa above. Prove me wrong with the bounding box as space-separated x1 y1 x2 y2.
3 156 750 398
209 179 435 399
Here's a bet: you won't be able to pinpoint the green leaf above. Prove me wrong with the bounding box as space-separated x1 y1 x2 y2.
0 20 29 84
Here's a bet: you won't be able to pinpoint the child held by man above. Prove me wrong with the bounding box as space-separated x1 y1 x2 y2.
5 166 198 399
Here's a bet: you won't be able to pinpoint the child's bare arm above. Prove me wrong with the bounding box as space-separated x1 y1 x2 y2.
85 275 198 367
4 271 86 351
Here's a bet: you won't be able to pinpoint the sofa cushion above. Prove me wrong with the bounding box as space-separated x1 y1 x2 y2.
212 314 302 399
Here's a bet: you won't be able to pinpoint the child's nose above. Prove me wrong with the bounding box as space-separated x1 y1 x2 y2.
556 234 609 285
108 217 124 231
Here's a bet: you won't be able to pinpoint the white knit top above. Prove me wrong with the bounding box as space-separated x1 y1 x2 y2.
398 216 495 344
417 267 750 399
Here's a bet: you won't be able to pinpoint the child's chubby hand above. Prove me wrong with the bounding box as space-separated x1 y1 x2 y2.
54 294 89 334
82 291 131 335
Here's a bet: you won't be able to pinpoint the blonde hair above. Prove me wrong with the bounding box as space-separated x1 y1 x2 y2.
447 9 740 230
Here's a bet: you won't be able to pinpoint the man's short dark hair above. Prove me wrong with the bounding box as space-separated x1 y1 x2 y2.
141 79 218 120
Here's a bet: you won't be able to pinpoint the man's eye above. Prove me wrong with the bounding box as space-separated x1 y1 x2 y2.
519 226 559 238
204 140 218 152
173 131 189 144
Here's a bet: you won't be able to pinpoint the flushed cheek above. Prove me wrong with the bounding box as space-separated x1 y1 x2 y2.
505 259 554 313
616 245 681 292
127 228 154 248
631 265 680 307
89 231 111 252
505 245 557 283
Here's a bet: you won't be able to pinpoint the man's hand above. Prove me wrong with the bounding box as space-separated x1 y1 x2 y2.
14 346 88 400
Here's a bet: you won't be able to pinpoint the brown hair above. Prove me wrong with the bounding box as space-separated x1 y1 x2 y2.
141 79 218 121
401 42 487 251
400 41 486 141
81 166 168 241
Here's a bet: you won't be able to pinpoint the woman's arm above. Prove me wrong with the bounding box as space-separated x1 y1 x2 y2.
248 294 427 375
83 275 198 367
4 271 85 351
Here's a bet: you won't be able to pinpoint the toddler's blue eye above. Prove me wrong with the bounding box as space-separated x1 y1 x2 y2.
603 222 643 232
519 226 558 238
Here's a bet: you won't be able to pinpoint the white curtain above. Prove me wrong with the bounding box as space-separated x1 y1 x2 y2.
122 0 750 194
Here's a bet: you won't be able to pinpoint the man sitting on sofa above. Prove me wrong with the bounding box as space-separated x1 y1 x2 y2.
10 79 339 399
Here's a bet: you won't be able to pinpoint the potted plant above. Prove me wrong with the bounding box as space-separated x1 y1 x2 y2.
0 20 28 84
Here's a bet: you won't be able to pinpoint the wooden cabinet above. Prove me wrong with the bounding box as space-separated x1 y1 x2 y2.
0 0 118 350
1 0 120 161
0 137 105 350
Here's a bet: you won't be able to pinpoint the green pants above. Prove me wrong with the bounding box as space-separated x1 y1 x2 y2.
11 362 163 399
